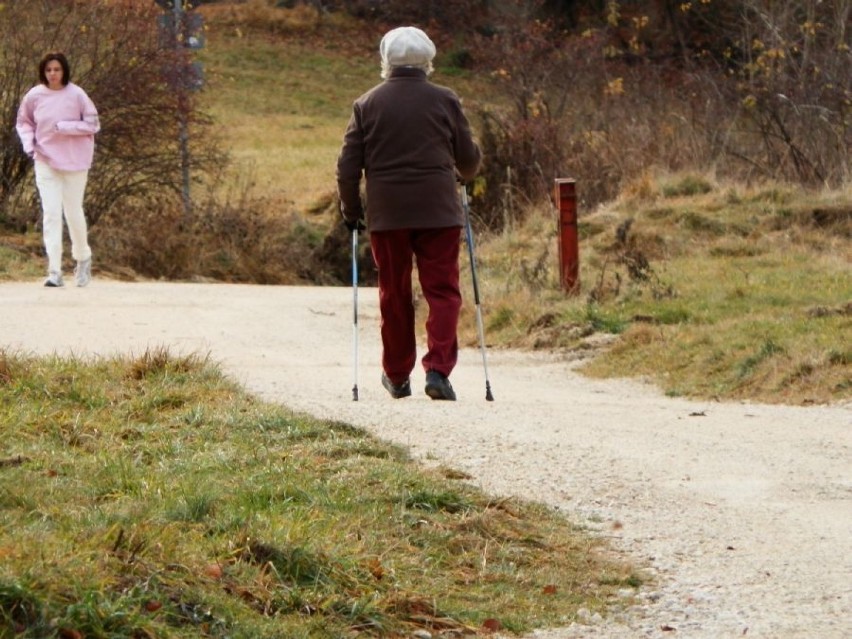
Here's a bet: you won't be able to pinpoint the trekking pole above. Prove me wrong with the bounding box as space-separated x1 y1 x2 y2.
351 227 359 401
461 185 494 401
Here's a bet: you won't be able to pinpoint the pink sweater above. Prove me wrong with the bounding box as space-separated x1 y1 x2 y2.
16 83 100 172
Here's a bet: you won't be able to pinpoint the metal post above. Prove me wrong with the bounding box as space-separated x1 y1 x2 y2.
174 0 191 217
555 178 579 294
178 99 191 218
172 0 181 30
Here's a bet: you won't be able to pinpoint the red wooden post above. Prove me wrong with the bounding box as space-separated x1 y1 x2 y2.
555 178 579 294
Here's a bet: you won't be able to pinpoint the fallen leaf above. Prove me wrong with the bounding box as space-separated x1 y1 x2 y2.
204 563 223 579
482 618 502 633
367 557 384 580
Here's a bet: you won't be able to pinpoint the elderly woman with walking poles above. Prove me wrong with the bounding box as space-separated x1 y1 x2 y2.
337 26 482 401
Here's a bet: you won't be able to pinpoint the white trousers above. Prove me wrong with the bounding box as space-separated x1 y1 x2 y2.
34 160 92 275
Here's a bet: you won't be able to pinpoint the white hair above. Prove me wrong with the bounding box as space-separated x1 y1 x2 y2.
380 59 434 80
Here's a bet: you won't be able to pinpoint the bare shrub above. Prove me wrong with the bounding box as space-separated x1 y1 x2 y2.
470 14 724 224
329 0 485 26
718 0 850 186
469 4 578 229
588 217 676 304
589 0 850 186
468 0 849 232
307 206 378 286
554 61 726 207
0 0 223 230
96 164 323 284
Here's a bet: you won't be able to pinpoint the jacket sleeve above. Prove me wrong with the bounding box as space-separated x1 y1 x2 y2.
15 94 36 157
451 97 481 183
336 106 365 222
56 91 100 136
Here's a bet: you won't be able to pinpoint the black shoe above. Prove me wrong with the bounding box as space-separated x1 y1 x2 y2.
425 369 456 401
381 373 411 399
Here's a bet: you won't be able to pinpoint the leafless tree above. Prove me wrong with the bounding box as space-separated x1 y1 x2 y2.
0 0 224 230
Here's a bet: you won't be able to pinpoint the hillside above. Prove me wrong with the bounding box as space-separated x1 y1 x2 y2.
0 2 849 406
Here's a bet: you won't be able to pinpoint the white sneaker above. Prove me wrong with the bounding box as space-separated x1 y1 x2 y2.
75 258 92 287
44 272 64 287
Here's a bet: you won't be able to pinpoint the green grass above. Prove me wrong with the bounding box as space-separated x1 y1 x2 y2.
0 348 640 637
471 178 851 404
198 31 371 212
1 6 848 405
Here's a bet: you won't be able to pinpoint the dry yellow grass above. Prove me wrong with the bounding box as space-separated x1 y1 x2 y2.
468 176 852 405
196 6 377 214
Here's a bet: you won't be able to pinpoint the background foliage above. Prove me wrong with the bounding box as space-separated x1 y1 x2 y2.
0 0 225 233
451 0 851 227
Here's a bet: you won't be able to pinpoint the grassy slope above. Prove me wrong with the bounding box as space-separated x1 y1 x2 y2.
199 30 373 213
0 349 638 637
470 178 851 405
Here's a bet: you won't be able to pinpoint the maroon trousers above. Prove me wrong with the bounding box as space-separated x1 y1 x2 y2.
370 227 462 384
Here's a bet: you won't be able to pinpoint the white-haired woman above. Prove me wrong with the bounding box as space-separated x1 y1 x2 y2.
16 51 100 287
337 26 481 401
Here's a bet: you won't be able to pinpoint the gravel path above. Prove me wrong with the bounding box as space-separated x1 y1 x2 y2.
2 280 850 638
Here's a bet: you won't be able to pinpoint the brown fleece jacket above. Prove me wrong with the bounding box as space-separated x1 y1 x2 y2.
336 67 481 232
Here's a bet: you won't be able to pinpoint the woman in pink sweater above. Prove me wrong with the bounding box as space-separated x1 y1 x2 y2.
16 52 100 287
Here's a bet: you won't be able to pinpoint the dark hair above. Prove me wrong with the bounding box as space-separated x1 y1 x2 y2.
38 52 70 86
